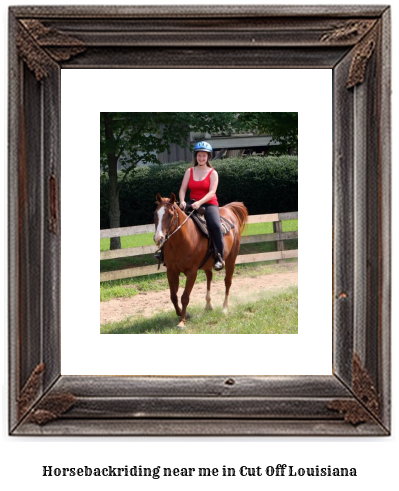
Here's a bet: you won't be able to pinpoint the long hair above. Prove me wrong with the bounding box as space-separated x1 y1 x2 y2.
193 151 213 168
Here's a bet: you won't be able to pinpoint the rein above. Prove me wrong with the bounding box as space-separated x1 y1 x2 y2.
166 205 195 241
155 204 195 253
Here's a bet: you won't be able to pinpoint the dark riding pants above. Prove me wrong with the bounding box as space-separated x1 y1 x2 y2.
202 204 224 260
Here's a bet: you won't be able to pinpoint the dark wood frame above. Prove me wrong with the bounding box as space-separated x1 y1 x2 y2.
9 5 391 436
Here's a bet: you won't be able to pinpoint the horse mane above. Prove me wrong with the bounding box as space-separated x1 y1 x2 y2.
222 202 248 233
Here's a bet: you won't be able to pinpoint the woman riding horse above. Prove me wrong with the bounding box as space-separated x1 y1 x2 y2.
179 141 224 271
153 142 248 328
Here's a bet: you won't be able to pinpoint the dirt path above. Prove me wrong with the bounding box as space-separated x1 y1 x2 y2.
101 268 298 325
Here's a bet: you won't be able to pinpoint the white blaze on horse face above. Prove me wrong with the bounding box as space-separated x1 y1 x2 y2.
154 205 166 245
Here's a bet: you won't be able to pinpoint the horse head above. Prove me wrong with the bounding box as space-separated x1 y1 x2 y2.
153 193 178 246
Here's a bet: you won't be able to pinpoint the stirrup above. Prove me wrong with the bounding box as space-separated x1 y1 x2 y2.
214 253 225 271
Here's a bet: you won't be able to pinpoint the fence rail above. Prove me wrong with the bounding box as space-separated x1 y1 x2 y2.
100 212 298 282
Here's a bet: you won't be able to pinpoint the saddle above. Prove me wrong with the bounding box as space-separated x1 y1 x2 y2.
187 204 234 268
189 207 234 238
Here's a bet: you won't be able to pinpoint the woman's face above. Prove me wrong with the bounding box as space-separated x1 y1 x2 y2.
196 151 208 166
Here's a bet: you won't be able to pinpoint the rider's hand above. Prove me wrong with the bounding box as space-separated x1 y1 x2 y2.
191 202 201 210
179 200 187 210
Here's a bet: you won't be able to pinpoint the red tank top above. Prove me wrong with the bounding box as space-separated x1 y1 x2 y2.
188 167 219 206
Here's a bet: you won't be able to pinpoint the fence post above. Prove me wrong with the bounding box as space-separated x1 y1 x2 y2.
273 219 285 263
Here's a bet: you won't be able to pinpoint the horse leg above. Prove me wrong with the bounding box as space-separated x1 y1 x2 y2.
223 256 236 315
205 268 213 310
167 269 182 317
177 269 198 328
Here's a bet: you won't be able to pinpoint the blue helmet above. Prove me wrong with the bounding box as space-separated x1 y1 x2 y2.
194 141 213 153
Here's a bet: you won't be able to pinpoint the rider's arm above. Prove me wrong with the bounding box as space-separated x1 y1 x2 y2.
179 168 191 208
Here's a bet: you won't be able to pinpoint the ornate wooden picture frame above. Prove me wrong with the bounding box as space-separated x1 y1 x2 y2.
9 5 391 436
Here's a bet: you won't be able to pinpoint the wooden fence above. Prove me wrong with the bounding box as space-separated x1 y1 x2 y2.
100 212 298 282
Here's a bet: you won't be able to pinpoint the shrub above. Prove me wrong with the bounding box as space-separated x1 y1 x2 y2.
100 156 298 228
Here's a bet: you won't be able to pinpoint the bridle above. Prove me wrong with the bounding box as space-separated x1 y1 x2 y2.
155 202 195 250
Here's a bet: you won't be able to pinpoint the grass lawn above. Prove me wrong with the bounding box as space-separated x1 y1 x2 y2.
100 286 298 334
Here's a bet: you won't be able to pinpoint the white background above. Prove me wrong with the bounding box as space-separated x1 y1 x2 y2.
1 1 398 491
61 68 332 376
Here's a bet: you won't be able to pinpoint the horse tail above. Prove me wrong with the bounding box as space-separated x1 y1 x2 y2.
224 202 248 234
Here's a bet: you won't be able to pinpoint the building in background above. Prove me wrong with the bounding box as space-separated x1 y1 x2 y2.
157 130 286 165
111 130 291 171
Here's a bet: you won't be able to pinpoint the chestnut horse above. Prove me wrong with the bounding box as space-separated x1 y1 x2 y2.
154 192 248 328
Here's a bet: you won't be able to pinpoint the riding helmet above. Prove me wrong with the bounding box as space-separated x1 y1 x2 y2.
194 141 213 153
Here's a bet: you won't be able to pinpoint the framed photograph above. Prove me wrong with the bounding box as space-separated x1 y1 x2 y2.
96 108 300 337
9 5 391 435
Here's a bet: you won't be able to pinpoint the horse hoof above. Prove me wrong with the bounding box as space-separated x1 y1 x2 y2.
185 312 191 319
205 304 214 311
223 307 228 316
177 321 185 329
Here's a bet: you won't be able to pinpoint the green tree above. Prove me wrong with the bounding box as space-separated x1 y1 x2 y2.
237 112 298 153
